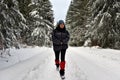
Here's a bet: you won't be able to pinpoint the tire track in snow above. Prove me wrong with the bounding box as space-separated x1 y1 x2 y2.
21 48 52 80
1 47 120 80
66 48 88 80
21 48 60 80
68 47 120 80
0 48 50 80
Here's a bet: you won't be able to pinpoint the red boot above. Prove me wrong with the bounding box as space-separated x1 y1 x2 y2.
55 60 60 69
60 61 66 76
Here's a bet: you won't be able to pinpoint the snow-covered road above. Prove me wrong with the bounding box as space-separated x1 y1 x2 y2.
68 47 120 80
0 47 120 80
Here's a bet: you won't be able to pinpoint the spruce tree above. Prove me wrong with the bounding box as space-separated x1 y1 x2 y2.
66 0 90 46
0 0 27 49
66 0 120 49
17 0 54 46
0 0 54 52
86 0 120 49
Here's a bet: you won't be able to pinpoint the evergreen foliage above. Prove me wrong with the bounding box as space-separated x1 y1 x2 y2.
0 0 54 50
66 0 120 49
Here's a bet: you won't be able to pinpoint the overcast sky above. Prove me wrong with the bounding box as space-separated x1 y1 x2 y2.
50 0 71 23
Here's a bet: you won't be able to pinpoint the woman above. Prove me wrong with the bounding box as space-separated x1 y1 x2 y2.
52 20 70 78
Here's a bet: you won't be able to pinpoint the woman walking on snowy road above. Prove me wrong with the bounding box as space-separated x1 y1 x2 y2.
52 20 70 78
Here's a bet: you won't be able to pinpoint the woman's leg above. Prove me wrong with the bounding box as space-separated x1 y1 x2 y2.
54 50 60 67
60 49 66 76
61 49 66 61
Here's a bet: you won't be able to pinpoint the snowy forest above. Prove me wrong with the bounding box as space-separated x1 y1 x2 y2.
0 0 120 80
0 0 120 53
66 0 120 49
0 0 54 50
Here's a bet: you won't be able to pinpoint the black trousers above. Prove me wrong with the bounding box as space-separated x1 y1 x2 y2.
54 49 66 62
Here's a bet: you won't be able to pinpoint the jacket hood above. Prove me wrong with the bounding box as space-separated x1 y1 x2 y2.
56 20 66 31
58 20 64 25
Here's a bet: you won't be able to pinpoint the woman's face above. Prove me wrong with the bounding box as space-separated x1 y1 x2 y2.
60 23 65 29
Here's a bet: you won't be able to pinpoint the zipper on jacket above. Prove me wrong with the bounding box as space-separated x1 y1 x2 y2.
61 32 62 45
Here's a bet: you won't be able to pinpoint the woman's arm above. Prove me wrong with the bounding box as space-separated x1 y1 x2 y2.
52 30 61 45
62 31 70 44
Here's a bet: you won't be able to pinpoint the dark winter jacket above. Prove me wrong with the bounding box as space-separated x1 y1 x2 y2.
52 25 70 51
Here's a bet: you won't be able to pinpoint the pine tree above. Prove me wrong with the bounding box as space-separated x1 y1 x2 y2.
85 0 120 49
17 0 54 46
27 0 54 46
0 0 27 49
66 0 120 49
0 0 54 53
66 0 90 46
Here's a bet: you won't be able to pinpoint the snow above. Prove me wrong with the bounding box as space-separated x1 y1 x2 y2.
31 27 45 36
30 11 38 16
116 13 120 19
0 46 47 69
30 11 40 18
113 2 120 8
0 46 120 80
84 38 91 47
